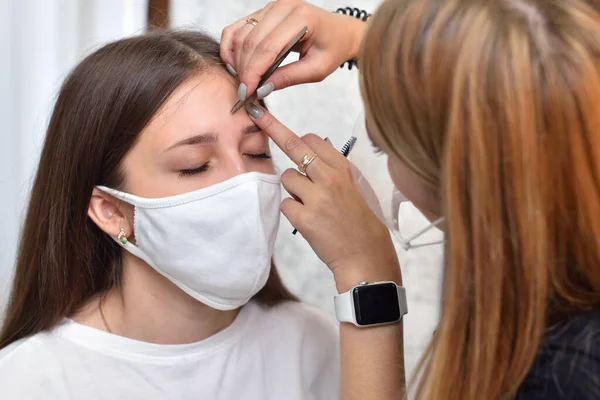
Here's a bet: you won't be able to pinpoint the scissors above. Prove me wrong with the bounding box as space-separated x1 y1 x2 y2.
230 26 309 114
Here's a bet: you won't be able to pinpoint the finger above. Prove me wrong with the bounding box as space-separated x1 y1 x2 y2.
265 54 331 90
220 17 249 66
238 2 298 84
239 12 309 95
245 103 333 180
280 197 305 231
302 133 351 171
281 168 315 200
233 24 258 76
228 6 273 73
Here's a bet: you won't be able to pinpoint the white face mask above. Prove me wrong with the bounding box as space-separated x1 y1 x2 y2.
97 172 281 310
348 114 444 251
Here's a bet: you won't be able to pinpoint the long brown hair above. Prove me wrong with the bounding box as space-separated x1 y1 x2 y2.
361 0 600 398
0 30 296 350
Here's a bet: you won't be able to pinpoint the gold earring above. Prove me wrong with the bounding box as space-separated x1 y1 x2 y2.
117 228 128 246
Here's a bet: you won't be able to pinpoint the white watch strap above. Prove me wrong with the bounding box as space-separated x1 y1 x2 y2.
334 283 408 325
334 290 355 324
398 286 408 316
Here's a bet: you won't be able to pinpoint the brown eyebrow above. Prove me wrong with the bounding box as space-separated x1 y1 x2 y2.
163 125 261 153
243 124 261 135
163 132 218 152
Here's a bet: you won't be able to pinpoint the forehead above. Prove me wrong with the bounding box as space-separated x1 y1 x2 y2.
157 70 235 125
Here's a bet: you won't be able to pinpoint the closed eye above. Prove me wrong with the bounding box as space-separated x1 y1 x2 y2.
371 142 384 155
179 162 210 177
246 153 272 159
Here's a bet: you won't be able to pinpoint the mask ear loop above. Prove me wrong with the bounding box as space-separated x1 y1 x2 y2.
401 217 445 250
390 189 444 250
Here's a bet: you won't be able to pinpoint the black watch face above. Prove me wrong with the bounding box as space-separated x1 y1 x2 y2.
352 283 401 326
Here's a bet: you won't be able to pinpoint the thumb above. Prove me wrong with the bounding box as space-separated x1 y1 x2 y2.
266 56 332 90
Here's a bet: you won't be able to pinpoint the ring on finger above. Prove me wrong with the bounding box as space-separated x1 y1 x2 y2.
245 17 259 27
297 154 318 174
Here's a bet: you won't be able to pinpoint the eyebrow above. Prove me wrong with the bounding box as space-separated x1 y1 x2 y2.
164 124 261 152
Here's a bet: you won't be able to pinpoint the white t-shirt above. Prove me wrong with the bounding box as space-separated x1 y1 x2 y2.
0 301 339 400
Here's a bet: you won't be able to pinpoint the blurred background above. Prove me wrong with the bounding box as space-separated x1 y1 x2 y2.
0 0 443 377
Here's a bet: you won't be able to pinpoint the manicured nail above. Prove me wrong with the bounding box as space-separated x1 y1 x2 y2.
256 82 274 100
238 83 247 101
245 103 264 119
225 64 237 76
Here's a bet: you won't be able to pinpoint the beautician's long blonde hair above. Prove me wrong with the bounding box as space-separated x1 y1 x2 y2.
361 0 600 398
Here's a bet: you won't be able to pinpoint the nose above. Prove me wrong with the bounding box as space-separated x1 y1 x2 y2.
222 150 248 178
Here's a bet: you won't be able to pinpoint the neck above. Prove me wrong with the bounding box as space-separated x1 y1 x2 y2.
75 251 239 344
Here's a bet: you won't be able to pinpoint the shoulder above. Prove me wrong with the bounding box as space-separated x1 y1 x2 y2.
251 300 339 343
516 310 600 399
0 332 59 368
248 301 340 397
247 300 339 368
0 330 66 397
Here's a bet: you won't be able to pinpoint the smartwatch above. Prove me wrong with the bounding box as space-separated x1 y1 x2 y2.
334 281 408 327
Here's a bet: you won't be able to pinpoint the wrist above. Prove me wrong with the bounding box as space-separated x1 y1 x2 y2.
333 7 370 66
333 258 402 293
347 16 366 61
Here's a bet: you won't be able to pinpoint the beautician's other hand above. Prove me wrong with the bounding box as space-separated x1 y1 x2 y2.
245 103 401 291
221 0 366 98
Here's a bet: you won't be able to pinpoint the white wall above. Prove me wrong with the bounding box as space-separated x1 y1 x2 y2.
0 0 147 316
170 0 444 378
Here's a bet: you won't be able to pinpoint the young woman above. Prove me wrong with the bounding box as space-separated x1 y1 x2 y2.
0 30 339 399
222 0 600 399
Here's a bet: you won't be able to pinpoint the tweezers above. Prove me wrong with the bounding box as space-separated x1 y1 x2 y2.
230 26 309 114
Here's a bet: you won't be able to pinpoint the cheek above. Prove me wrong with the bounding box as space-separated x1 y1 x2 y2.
387 156 418 201
387 156 441 221
388 156 430 207
247 159 276 174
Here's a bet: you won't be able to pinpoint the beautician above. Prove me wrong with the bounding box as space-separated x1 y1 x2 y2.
221 0 600 399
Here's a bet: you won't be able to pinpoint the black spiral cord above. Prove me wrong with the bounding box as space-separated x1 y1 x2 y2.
335 7 371 70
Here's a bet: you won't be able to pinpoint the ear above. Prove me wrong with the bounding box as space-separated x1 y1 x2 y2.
88 188 134 238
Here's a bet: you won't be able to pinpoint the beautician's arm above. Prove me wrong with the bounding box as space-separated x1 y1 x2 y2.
220 0 366 97
246 106 406 399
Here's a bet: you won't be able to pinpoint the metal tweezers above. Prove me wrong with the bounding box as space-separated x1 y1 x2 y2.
230 26 308 114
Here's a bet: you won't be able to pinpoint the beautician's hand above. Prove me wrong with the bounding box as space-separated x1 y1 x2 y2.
245 103 401 291
221 0 366 99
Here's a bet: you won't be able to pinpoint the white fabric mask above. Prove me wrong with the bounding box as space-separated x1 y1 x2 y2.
97 172 281 310
348 113 444 251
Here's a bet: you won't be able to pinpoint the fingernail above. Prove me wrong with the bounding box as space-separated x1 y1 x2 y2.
245 103 264 119
225 64 237 77
256 82 274 100
324 137 332 144
238 83 247 101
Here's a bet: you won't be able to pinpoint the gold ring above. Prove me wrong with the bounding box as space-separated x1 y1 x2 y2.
245 17 259 27
298 154 318 174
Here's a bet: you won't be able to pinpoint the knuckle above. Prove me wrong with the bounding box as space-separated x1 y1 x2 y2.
312 63 329 81
340 162 353 178
243 35 258 52
281 168 296 183
296 3 311 18
221 26 231 39
232 34 244 49
259 112 276 131
302 133 320 146
285 136 303 152
279 71 294 89
296 211 312 230
256 40 275 56
322 171 341 190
